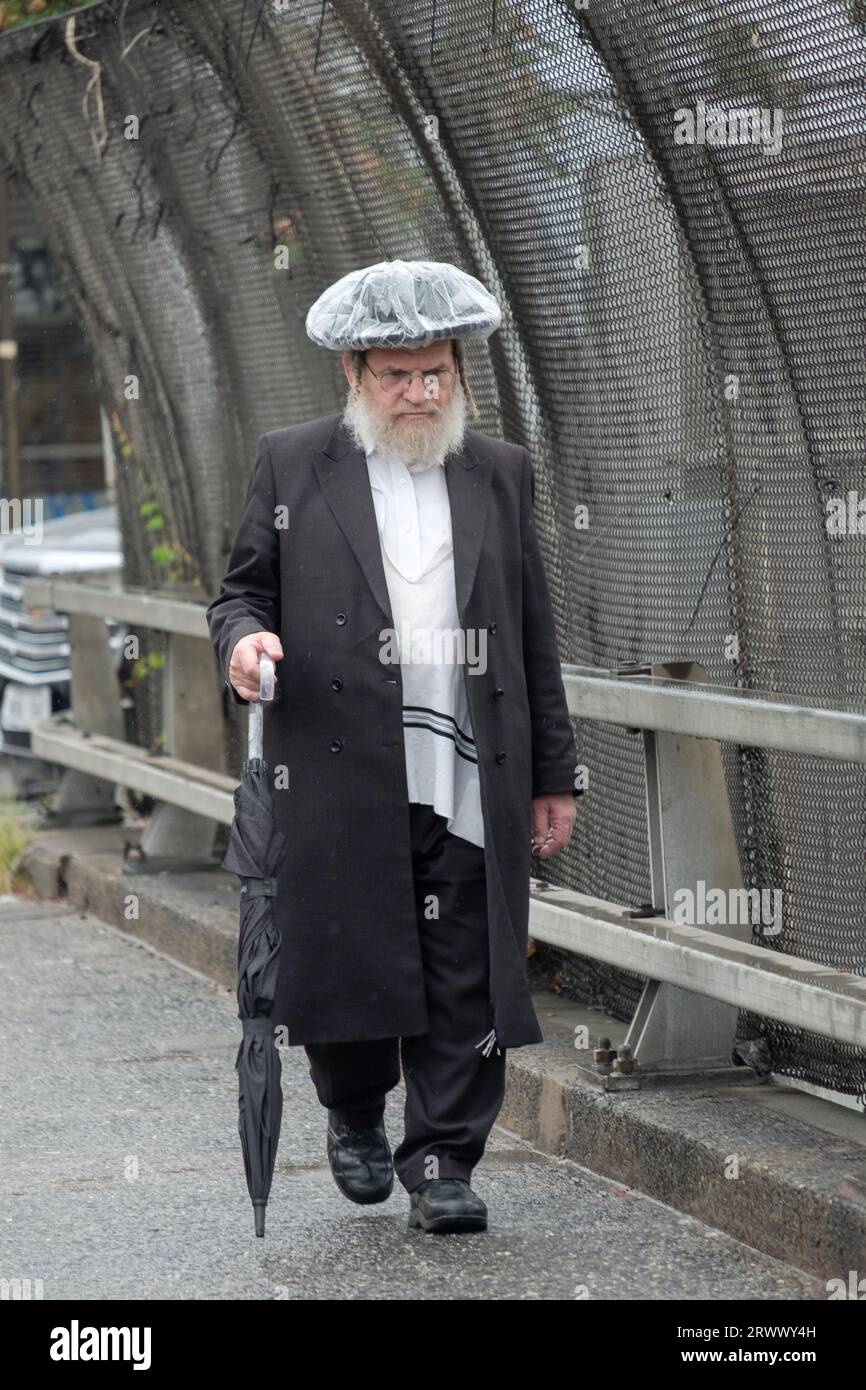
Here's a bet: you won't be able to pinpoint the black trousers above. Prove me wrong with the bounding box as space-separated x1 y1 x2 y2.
304 800 507 1193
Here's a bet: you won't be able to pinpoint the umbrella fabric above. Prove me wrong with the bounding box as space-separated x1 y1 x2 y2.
222 755 287 1236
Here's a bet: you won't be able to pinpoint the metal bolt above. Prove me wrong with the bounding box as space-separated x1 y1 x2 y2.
593 1035 613 1070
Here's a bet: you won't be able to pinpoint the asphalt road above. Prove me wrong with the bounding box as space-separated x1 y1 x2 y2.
0 899 823 1300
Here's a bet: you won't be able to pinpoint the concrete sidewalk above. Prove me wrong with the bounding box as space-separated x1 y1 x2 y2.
6 820 864 1296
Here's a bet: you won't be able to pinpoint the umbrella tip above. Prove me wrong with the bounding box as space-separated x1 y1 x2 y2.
253 1201 266 1238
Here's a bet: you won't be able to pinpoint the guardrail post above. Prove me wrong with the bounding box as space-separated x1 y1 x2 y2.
623 660 751 1074
45 606 124 826
133 627 226 871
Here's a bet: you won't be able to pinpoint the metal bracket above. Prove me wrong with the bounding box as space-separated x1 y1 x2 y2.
622 660 753 1080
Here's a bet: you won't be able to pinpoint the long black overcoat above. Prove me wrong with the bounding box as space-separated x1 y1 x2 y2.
206 411 577 1048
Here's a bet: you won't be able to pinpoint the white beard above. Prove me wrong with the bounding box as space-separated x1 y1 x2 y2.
342 377 468 469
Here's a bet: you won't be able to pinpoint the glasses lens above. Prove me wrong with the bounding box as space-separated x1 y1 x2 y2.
378 368 453 392
380 371 406 392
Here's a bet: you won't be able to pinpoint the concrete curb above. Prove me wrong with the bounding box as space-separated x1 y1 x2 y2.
21 822 866 1283
499 1041 866 1282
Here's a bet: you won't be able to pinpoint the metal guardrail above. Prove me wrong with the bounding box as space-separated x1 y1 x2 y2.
20 580 866 1100
561 662 866 763
528 885 866 1052
543 659 866 1103
31 721 237 823
24 576 206 634
24 576 233 866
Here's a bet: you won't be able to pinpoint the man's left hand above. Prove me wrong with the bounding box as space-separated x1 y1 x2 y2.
530 792 577 859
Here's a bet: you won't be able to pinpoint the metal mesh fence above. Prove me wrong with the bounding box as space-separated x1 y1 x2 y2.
1 0 865 1098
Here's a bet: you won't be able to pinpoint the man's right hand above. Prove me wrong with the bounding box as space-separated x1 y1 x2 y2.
228 631 284 702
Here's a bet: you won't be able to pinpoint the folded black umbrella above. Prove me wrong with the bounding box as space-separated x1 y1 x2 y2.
220 652 287 1237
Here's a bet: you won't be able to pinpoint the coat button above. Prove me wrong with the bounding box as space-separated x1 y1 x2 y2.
331 677 343 691
493 686 504 699
335 612 347 625
488 621 497 634
495 751 506 763
330 739 343 753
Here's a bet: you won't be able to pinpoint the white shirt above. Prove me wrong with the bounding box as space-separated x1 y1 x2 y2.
365 444 484 848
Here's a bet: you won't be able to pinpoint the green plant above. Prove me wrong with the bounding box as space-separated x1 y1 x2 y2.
0 2 94 36
128 648 166 685
137 501 193 582
110 411 201 588
0 800 32 894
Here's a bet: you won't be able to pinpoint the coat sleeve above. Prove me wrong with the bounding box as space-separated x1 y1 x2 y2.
205 432 281 707
519 446 579 798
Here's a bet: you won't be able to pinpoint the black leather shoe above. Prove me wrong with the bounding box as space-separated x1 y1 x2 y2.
326 1113 394 1205
407 1178 488 1233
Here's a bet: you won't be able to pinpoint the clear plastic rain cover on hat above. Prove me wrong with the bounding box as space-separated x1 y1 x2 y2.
305 258 501 351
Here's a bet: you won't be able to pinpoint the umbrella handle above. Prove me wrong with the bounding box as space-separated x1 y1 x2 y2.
247 651 276 762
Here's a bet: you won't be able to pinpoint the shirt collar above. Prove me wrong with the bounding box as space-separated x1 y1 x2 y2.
366 443 443 475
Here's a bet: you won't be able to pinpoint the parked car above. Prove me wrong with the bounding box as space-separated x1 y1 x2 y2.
0 505 124 759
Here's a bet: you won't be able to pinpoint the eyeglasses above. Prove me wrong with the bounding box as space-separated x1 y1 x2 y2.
363 362 456 395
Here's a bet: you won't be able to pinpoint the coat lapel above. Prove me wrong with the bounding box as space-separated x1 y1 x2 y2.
312 413 493 623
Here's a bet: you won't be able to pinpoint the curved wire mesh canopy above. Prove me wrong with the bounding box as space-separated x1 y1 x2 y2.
2 0 865 1098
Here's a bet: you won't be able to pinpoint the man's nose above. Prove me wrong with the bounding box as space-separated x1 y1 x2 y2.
403 373 430 405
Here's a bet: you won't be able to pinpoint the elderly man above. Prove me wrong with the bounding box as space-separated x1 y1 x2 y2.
206 259 578 1235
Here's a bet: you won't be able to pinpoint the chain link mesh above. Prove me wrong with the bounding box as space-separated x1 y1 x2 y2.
1 0 864 1098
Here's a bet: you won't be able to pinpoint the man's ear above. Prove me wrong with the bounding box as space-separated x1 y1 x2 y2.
341 350 353 387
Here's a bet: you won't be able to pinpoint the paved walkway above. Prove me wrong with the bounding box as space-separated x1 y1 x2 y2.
0 899 823 1299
